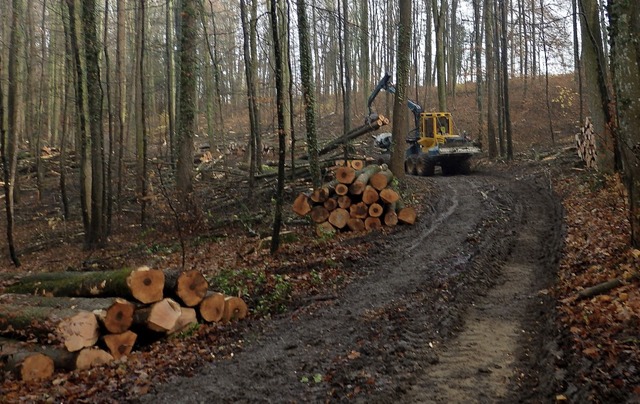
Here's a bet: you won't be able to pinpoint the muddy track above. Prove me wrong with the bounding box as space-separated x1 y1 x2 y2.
142 166 563 403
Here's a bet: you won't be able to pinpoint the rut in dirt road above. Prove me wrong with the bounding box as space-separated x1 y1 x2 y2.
142 167 563 403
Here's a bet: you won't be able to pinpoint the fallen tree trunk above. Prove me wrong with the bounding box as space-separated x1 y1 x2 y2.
1 351 54 381
0 294 135 335
168 307 198 335
41 347 114 371
300 115 389 159
5 266 165 304
349 165 381 195
163 269 209 307
133 298 181 333
0 304 98 350
370 169 394 191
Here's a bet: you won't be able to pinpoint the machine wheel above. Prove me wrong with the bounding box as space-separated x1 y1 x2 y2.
458 159 471 175
441 162 455 176
417 154 435 176
405 155 418 175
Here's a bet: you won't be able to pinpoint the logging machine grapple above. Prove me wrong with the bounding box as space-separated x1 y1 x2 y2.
367 72 481 176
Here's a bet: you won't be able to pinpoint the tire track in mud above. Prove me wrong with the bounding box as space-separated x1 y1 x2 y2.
142 168 562 403
404 172 561 403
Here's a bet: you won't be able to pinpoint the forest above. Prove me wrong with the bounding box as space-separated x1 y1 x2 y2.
0 0 639 402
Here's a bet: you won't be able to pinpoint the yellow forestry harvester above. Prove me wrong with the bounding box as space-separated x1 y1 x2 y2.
368 72 481 176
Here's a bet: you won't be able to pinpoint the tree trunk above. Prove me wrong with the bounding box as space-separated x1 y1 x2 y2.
391 0 411 179
609 0 640 247
176 0 197 202
296 0 322 188
579 0 617 173
269 0 287 254
6 267 165 304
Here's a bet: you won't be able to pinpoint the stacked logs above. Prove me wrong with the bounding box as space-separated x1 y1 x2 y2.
576 117 598 169
293 162 417 236
0 266 247 381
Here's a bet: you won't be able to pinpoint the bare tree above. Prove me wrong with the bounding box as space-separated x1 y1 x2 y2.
296 0 322 188
176 0 197 204
269 0 287 254
391 0 411 179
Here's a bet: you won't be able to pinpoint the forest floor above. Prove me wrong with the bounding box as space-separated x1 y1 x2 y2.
1 138 639 403
1 76 640 402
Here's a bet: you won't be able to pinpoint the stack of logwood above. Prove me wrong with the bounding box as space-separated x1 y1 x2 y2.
0 266 248 381
293 162 417 235
575 116 598 169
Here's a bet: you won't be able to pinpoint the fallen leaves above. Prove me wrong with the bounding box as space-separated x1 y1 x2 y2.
554 171 640 400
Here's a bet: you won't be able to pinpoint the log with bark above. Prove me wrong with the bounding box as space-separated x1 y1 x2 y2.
1 350 55 381
300 114 389 159
0 303 98 350
133 298 182 333
0 294 135 335
5 266 165 304
370 169 394 191
349 164 381 195
42 347 114 371
163 269 209 307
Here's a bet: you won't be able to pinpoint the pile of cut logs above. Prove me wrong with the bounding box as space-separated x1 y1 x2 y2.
576 116 598 169
293 162 416 235
0 266 247 381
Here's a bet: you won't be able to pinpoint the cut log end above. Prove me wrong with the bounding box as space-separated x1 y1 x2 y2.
102 330 137 360
127 266 165 304
398 206 417 225
168 307 198 334
176 270 209 307
199 292 226 323
57 311 100 352
10 352 55 381
97 298 135 334
75 348 114 370
221 297 248 323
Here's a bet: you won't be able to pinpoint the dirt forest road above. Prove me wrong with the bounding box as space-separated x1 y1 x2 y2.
143 165 564 403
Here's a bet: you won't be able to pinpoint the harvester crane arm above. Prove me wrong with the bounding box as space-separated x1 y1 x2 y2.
367 72 423 128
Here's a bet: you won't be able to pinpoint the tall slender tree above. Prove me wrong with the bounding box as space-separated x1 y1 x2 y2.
269 0 286 254
176 0 197 204
296 0 322 188
2 0 21 266
391 0 411 179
